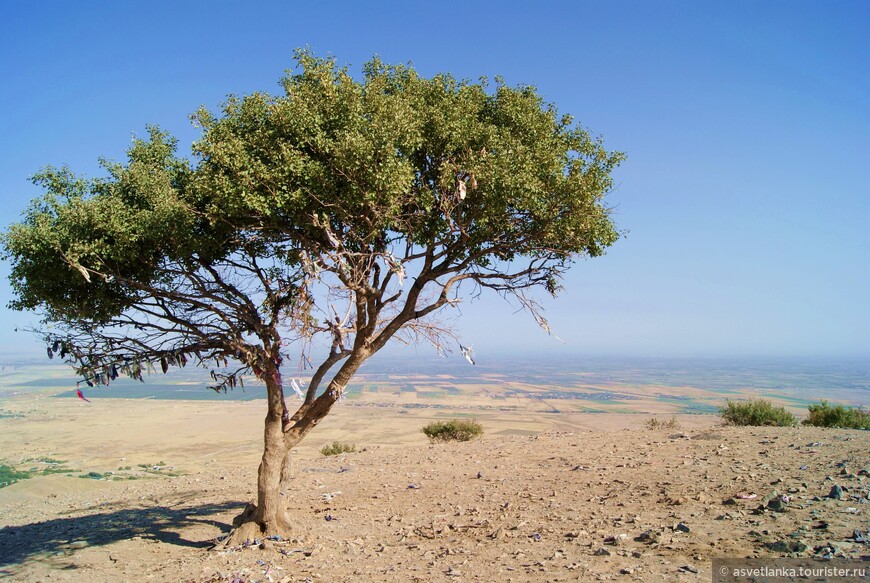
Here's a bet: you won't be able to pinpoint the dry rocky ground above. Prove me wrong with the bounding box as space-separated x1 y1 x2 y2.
1 425 868 582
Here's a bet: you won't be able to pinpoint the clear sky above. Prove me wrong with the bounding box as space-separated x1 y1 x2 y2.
0 0 867 360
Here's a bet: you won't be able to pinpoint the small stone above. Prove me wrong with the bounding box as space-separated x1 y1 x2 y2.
761 490 780 505
604 534 627 545
679 565 699 574
635 530 660 544
619 567 633 575
767 497 788 512
765 540 807 554
68 541 89 550
594 547 612 556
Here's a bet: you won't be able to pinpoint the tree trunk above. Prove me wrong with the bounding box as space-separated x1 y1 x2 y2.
221 369 293 546
280 450 293 492
218 349 370 548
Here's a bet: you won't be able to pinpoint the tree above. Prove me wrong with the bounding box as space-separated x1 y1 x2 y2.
2 51 623 543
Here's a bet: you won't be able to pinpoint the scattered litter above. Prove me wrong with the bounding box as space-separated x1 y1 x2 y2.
290 378 305 399
459 344 476 366
279 548 310 557
325 514 335 522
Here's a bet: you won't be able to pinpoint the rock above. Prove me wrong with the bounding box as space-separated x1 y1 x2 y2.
619 567 633 575
594 547 612 556
765 540 807 554
767 497 789 512
68 541 89 550
827 485 844 500
604 534 628 545
675 522 691 533
635 530 660 544
678 565 699 573
760 490 780 505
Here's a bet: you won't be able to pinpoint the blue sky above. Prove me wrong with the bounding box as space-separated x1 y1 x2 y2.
0 0 867 360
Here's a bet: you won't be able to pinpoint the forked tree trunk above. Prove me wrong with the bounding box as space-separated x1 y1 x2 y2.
218 351 368 547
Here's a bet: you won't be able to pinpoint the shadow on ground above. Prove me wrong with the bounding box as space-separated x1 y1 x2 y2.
0 498 244 574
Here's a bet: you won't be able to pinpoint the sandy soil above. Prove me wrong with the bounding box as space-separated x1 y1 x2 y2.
0 395 867 582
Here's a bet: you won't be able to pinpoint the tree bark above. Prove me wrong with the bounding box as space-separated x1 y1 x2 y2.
221 366 292 546
219 348 371 547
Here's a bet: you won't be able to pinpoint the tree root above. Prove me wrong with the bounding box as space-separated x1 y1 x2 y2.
212 502 293 549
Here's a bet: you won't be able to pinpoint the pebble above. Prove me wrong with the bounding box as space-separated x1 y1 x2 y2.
765 540 807 553
635 530 660 544
604 534 628 545
767 497 789 512
827 485 844 500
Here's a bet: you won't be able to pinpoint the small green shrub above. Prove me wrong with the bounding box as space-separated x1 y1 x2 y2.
0 464 34 487
719 399 796 427
320 442 357 456
79 471 105 480
422 419 484 443
645 417 681 430
24 456 65 465
803 401 870 429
